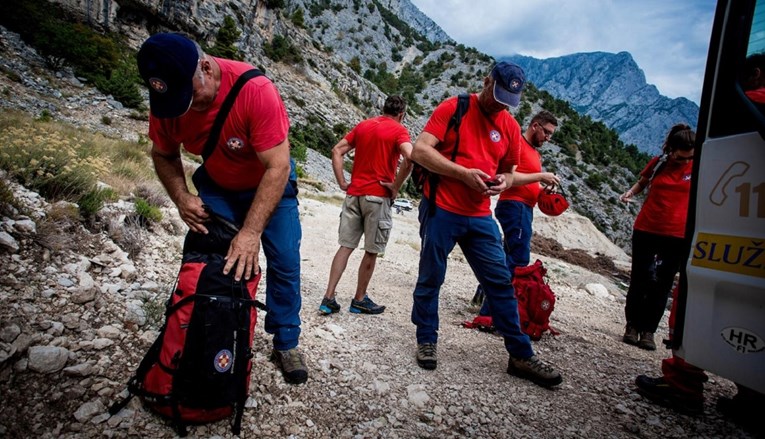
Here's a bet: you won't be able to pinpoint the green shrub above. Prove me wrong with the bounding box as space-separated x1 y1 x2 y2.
263 35 303 64
78 187 117 217
94 58 144 109
37 110 53 122
291 9 305 28
295 164 306 178
206 16 243 61
349 56 361 74
134 197 163 224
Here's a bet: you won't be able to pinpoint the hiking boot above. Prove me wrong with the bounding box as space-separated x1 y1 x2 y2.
349 295 385 314
507 355 562 388
622 325 639 345
416 343 437 370
635 375 703 415
638 332 656 350
319 297 341 315
270 348 308 384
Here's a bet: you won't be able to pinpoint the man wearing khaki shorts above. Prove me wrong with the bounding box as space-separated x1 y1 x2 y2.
320 96 413 315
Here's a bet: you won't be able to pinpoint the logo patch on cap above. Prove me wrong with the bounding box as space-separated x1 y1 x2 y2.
149 77 168 94
227 137 245 151
509 79 522 92
214 349 233 373
490 130 501 143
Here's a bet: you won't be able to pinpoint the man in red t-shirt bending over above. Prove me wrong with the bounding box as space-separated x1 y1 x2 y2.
138 33 306 384
410 62 562 388
319 96 413 315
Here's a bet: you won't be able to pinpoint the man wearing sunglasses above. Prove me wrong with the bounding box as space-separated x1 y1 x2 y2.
471 111 560 313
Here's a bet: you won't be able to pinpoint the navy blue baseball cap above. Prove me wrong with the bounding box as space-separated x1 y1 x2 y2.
137 33 199 119
491 62 525 108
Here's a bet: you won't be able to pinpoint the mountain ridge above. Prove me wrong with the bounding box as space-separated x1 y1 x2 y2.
503 52 700 154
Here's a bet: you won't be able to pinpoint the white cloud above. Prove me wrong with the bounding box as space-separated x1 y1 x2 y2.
410 0 716 104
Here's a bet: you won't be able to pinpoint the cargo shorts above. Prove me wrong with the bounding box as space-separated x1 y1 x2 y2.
338 195 393 254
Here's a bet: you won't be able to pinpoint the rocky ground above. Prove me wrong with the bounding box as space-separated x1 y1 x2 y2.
0 25 756 439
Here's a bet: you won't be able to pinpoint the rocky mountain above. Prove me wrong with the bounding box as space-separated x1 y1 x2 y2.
504 52 701 155
380 0 453 44
2 0 645 251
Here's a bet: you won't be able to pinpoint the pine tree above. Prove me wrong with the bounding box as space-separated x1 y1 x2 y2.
207 16 242 60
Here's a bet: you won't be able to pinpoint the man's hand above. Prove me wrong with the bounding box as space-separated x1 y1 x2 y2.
224 228 261 281
482 174 507 196
539 172 561 186
176 192 210 234
378 180 396 197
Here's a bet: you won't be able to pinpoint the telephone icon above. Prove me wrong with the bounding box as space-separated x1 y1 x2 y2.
710 161 750 206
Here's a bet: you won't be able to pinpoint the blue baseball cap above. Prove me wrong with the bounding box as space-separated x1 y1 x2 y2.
137 33 199 119
491 62 525 108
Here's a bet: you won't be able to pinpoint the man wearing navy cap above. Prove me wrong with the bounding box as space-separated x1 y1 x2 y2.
409 62 562 388
137 33 307 384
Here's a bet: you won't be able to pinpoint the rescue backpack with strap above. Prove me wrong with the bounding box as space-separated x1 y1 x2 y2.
411 93 470 215
108 216 266 437
463 259 559 341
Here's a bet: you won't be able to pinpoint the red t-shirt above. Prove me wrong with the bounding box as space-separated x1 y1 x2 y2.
499 136 542 207
148 58 290 191
634 156 693 238
746 88 765 104
422 95 521 216
345 116 411 197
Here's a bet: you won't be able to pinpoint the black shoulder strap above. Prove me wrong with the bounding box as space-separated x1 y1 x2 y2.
201 69 264 162
426 93 471 216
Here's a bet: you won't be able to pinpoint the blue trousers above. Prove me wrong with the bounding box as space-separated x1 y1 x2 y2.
193 160 302 351
479 200 533 316
412 198 534 359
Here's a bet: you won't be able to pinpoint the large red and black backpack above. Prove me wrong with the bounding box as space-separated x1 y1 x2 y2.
109 216 265 437
463 259 558 341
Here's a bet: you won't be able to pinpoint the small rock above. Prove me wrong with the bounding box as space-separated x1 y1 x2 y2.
28 346 70 373
73 399 106 423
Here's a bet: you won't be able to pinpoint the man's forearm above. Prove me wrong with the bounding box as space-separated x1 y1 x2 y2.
151 150 190 204
391 158 413 194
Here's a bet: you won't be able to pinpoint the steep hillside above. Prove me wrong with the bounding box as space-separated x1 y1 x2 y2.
0 0 644 252
505 52 700 155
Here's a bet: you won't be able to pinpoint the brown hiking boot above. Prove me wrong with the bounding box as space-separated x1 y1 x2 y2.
416 343 437 370
507 355 562 388
638 332 656 350
623 325 639 345
270 348 308 384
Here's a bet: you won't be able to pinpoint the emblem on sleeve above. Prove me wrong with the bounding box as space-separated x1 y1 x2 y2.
490 130 501 143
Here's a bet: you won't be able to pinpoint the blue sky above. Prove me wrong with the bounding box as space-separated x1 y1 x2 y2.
409 0 716 104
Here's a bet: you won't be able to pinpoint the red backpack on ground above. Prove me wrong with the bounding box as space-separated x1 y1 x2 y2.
463 259 559 340
109 218 265 437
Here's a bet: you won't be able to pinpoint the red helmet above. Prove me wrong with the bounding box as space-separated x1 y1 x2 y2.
537 185 570 216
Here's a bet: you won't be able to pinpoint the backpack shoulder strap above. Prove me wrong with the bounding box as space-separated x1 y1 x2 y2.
201 68 264 162
425 93 471 216
647 153 669 184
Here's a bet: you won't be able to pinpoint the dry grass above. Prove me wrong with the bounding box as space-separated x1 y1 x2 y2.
301 192 344 206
